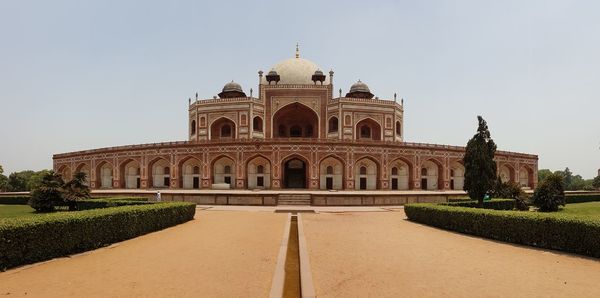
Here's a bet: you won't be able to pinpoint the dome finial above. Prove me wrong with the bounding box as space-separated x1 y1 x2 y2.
295 42 299 58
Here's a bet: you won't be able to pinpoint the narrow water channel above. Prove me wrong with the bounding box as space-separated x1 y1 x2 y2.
282 215 301 298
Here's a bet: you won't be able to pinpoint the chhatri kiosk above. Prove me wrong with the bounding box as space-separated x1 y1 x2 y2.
53 47 538 204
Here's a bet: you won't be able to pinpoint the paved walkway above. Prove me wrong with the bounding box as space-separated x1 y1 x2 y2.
0 211 287 297
302 211 600 297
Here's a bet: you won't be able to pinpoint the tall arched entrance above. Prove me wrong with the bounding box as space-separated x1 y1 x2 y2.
283 158 307 188
273 103 318 138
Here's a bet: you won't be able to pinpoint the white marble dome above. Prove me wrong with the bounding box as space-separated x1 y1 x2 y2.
262 57 329 85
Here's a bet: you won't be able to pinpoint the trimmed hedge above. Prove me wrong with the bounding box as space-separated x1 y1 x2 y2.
0 196 30 205
0 202 196 270
405 203 600 258
447 197 472 203
76 199 150 210
90 196 149 202
565 195 600 204
442 199 515 210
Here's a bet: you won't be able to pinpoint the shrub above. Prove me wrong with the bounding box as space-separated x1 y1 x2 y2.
532 173 565 212
490 179 528 210
442 199 515 210
0 196 30 205
0 202 196 270
404 203 600 258
62 172 91 210
29 172 64 212
565 195 600 204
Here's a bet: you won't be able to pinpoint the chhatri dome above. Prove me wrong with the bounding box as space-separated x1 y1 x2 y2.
262 45 330 85
346 80 374 99
218 80 246 98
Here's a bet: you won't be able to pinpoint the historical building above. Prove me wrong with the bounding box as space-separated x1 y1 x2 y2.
53 48 538 192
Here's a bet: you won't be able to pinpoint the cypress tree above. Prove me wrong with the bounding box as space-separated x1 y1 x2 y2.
463 116 497 207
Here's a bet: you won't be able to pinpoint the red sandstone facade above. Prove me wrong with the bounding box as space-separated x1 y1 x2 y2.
53 51 538 191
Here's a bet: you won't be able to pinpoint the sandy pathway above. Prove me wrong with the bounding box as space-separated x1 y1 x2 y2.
303 211 600 298
0 210 287 298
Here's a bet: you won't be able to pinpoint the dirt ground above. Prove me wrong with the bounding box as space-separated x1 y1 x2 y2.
0 210 287 298
302 211 600 298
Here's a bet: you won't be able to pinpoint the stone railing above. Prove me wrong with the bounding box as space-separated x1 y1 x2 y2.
262 84 329 89
330 97 402 108
53 138 537 159
189 97 260 107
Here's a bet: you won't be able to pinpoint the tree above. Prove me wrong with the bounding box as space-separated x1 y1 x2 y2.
3 169 53 192
6 171 30 192
0 165 7 192
593 175 600 189
463 116 497 207
569 174 586 191
532 173 565 212
29 171 64 212
62 172 91 210
537 169 552 183
563 167 573 189
27 169 52 190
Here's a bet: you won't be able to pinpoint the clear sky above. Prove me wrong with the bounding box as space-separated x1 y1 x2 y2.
1 0 599 178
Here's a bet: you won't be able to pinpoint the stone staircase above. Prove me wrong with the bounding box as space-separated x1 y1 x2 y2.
278 194 312 206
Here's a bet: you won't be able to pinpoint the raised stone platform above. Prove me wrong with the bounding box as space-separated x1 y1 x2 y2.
88 189 471 206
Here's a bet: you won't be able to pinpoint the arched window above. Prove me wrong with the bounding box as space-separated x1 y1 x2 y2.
224 165 231 174
278 125 287 137
450 169 455 176
257 165 264 174
328 117 338 133
326 166 334 175
305 125 313 137
360 166 367 175
345 115 351 125
392 167 398 176
193 166 200 175
360 126 371 138
421 168 428 176
191 120 196 135
253 117 263 132
221 124 232 137
164 166 170 175
396 121 401 135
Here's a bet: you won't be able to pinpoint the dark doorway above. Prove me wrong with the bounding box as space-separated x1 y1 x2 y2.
164 177 170 187
360 177 367 190
450 179 454 190
391 178 398 190
284 159 306 188
257 176 264 187
421 178 427 190
224 176 231 185
136 178 141 189
326 177 333 190
193 177 200 189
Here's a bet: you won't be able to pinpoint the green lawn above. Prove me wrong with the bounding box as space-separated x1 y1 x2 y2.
560 201 600 218
0 204 38 219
